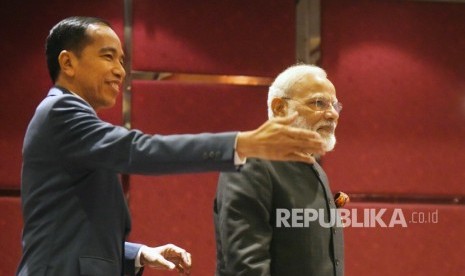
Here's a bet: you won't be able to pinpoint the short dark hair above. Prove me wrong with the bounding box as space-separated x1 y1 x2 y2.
45 16 111 83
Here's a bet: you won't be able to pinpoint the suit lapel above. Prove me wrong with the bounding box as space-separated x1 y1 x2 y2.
311 162 336 210
311 162 330 190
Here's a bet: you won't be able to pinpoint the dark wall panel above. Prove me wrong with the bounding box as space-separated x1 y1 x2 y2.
132 0 295 76
129 173 219 276
130 81 268 134
344 203 465 275
321 0 465 195
0 197 23 275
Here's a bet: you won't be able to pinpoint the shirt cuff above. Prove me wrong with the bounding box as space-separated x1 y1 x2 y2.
135 245 148 268
234 133 247 165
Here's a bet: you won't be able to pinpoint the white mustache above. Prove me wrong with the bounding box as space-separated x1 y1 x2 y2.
313 121 336 131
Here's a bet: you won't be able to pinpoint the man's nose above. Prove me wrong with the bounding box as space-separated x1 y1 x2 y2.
113 62 126 80
324 106 339 121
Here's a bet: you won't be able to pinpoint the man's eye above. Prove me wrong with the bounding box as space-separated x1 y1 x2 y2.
104 54 113 60
315 100 326 107
313 100 327 108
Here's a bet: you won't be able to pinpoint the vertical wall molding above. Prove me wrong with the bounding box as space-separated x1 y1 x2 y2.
122 0 133 192
123 0 133 130
296 0 321 64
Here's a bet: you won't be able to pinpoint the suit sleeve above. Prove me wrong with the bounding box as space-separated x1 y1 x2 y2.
43 95 238 174
215 159 273 275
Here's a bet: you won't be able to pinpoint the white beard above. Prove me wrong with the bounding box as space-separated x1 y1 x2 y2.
291 111 337 152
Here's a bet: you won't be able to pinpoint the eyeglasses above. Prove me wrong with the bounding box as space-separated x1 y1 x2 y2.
282 97 343 114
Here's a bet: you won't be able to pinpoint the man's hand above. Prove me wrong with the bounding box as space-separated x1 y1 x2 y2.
236 112 325 164
140 244 192 275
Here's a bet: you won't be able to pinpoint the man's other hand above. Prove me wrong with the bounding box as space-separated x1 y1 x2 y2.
236 112 325 164
140 244 192 275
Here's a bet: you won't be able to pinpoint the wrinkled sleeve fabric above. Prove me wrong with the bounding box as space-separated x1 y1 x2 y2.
215 159 273 276
39 94 238 174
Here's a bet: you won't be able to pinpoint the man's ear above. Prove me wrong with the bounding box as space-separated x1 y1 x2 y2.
57 50 76 78
271 97 288 118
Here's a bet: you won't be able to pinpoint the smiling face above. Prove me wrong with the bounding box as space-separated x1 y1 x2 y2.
57 23 126 110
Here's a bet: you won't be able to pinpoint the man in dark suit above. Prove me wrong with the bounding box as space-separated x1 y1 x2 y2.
17 17 327 276
214 64 344 275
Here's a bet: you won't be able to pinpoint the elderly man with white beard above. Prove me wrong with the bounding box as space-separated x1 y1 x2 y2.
214 64 344 276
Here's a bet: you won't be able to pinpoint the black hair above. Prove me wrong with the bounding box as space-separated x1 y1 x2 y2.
45 16 111 83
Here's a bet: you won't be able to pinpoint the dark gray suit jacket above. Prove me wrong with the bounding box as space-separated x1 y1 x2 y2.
18 87 238 276
214 158 344 276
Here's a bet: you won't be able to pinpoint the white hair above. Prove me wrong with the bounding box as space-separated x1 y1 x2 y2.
267 64 327 118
